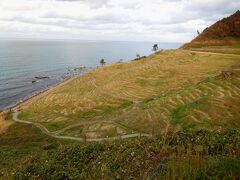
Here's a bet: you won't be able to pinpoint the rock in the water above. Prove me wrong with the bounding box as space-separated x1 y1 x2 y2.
35 76 49 79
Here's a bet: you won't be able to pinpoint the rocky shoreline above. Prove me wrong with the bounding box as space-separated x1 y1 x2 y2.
0 66 93 113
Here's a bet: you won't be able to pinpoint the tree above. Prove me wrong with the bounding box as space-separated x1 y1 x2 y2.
197 30 200 35
136 54 141 59
100 58 106 66
152 44 158 52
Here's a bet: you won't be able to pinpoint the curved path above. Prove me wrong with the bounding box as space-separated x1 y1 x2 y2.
186 50 240 56
12 109 152 142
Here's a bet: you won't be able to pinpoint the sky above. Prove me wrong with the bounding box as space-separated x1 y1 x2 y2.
0 0 239 42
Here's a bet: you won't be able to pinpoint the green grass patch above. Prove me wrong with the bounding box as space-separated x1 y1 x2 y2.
155 77 165 87
140 97 155 109
119 101 134 109
233 44 240 48
82 101 134 118
159 156 240 179
61 126 84 137
171 98 206 124
200 74 220 85
136 79 148 86
105 127 118 137
18 111 31 120
43 120 74 132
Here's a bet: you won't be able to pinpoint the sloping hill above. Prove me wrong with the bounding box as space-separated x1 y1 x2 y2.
1 11 240 180
182 10 240 48
16 50 240 139
4 48 240 179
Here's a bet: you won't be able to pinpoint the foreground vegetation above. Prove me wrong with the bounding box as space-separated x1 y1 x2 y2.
1 122 239 179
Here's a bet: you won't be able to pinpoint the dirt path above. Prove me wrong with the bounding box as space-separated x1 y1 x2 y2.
186 50 240 56
12 109 152 142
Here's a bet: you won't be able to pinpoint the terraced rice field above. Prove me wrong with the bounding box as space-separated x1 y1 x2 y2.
18 49 240 138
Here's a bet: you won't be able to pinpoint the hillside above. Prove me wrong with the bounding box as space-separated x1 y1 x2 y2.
182 10 240 48
1 12 240 179
1 48 239 179
15 50 240 139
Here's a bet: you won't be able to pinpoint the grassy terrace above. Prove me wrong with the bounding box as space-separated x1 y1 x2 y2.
18 48 240 138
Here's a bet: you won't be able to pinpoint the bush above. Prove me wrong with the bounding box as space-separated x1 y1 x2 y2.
14 129 240 179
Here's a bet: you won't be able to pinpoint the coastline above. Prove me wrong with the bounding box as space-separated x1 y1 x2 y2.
1 67 93 113
1 50 157 114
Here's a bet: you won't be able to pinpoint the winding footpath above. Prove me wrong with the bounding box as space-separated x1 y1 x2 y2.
12 108 152 142
187 50 240 56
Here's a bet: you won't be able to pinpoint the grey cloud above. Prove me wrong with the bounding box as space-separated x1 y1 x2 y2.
56 0 110 9
184 0 240 16
0 14 128 33
1 0 239 42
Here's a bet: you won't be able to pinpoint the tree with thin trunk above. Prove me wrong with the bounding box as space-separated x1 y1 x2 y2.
136 54 141 59
100 58 106 66
152 44 158 52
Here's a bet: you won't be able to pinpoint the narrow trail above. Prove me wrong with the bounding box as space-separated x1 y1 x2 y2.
186 50 240 56
12 109 152 142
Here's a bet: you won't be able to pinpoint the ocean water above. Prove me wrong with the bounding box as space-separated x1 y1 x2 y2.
0 40 181 111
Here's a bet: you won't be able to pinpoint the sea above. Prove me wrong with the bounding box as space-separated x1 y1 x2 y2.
0 40 181 111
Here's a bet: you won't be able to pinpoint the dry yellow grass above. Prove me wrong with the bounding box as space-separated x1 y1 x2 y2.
18 49 240 138
0 112 13 135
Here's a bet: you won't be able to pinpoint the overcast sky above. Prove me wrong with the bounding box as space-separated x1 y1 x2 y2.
0 0 239 42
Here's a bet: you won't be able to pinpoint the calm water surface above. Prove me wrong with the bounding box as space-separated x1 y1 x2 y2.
0 40 181 111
